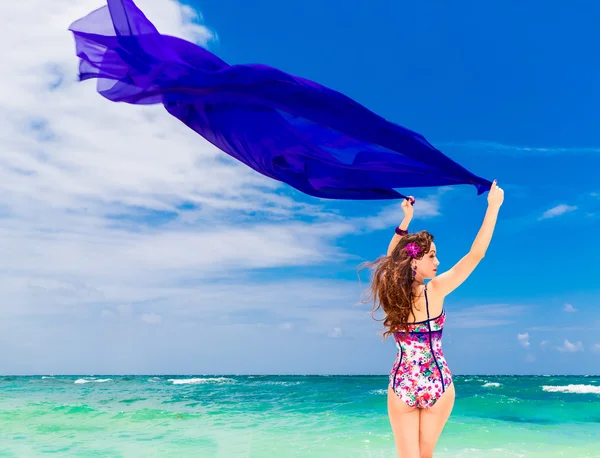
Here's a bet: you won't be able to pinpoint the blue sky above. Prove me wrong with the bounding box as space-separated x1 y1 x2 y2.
0 0 599 375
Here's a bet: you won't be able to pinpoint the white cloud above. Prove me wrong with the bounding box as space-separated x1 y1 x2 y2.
538 204 577 220
556 340 584 353
441 141 600 157
141 313 162 325
593 344 600 353
0 0 384 373
329 327 343 338
0 276 375 374
517 332 530 348
448 304 525 329
116 304 134 317
563 303 577 312
527 326 596 332
361 189 448 233
0 0 365 316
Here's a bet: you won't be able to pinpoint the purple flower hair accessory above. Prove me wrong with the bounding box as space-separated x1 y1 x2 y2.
405 242 422 259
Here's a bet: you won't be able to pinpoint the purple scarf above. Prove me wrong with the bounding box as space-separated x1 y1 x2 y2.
69 0 492 200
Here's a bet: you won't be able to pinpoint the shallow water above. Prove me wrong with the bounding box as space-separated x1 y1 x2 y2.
0 375 598 457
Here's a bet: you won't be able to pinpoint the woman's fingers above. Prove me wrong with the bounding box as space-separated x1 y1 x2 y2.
490 180 497 194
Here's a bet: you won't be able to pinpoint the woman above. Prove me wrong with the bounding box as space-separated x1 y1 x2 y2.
360 180 504 457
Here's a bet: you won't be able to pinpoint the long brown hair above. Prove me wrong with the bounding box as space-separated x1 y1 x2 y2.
357 230 434 340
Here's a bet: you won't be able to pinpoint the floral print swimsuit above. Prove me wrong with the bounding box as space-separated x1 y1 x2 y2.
389 283 453 409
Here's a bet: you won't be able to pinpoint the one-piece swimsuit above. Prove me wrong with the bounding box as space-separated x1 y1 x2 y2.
389 283 453 409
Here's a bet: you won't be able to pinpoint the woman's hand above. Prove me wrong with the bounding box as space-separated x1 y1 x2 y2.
401 196 415 219
487 180 504 209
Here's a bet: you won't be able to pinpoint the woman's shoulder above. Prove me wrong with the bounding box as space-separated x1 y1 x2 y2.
425 280 445 301
424 281 445 310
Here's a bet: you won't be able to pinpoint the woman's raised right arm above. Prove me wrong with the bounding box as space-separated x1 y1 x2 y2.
429 180 504 297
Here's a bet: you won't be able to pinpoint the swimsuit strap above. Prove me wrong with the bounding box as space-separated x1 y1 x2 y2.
424 283 430 321
424 281 446 394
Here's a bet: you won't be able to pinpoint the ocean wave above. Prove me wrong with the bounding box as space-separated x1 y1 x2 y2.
370 389 387 395
74 378 112 384
542 384 600 395
260 381 303 386
168 377 236 385
483 382 501 388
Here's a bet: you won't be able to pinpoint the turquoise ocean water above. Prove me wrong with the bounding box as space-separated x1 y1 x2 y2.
0 375 598 457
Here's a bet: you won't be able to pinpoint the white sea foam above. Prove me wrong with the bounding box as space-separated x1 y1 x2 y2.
260 381 303 386
168 377 236 385
454 449 525 457
74 378 112 384
41 376 54 379
483 382 501 387
542 384 600 395
370 389 387 395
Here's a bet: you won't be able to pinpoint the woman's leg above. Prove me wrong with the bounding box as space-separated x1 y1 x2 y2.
418 383 455 458
387 385 421 458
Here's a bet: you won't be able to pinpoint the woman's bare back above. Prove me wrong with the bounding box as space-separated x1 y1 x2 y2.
407 283 445 324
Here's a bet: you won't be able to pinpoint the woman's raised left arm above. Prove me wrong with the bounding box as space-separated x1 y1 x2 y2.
387 196 415 256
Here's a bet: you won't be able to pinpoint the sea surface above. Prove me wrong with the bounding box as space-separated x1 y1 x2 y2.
0 375 598 457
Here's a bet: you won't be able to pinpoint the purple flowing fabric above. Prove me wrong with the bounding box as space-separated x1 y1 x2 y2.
68 0 492 200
